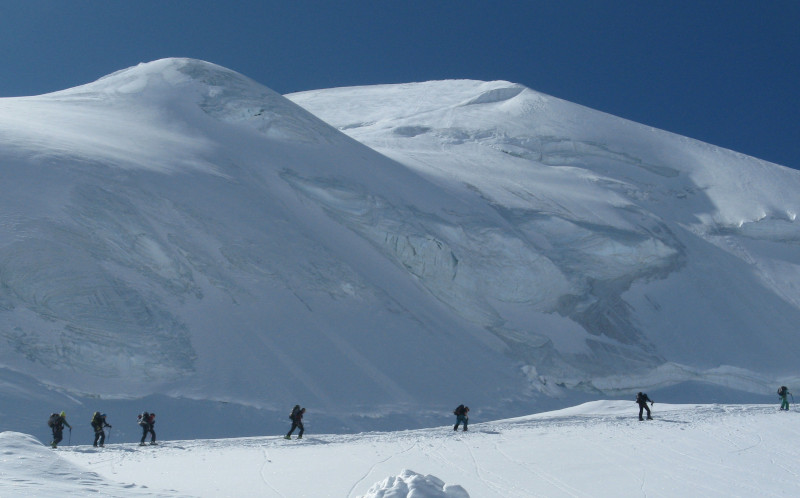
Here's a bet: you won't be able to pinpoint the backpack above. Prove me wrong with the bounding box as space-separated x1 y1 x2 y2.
779 386 788 397
289 405 300 421
454 405 465 416
91 411 101 428
48 413 59 428
636 392 647 403
138 412 149 426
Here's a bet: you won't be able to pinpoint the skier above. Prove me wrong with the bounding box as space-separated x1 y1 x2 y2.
285 405 305 440
778 386 792 411
91 412 112 447
453 404 469 431
137 411 157 445
636 392 654 420
48 411 72 448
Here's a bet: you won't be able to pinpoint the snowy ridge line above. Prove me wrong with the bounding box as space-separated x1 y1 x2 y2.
5 402 799 497
50 402 783 451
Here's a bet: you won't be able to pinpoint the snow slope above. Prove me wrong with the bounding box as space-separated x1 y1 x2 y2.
0 59 543 437
1 59 799 439
3 403 799 497
288 81 800 392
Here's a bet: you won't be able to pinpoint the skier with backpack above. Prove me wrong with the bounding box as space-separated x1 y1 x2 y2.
285 405 305 440
778 386 792 411
90 412 112 447
636 392 654 420
137 411 157 445
453 404 469 431
48 411 72 448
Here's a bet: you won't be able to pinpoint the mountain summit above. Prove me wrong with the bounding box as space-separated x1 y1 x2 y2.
0 59 798 436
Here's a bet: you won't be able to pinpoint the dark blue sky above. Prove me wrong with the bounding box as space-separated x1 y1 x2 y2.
2 1 798 168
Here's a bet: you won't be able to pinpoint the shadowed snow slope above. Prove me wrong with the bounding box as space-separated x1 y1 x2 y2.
0 59 798 439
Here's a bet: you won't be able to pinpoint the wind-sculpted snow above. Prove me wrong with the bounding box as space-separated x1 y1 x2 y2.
0 432 181 497
459 84 524 106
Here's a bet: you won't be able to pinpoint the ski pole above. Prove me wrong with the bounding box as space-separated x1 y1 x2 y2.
68 428 72 445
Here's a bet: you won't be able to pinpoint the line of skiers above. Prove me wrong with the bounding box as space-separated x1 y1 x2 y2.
47 407 294 448
47 410 155 448
48 403 475 448
634 385 793 421
46 388 793 448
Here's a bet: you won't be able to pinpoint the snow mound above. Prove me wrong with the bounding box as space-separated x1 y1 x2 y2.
359 469 469 498
3 58 339 173
82 58 341 143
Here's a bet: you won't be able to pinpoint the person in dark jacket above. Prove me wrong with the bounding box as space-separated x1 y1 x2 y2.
778 386 792 411
453 404 469 431
138 412 157 445
636 392 654 420
91 412 112 447
285 405 305 440
49 411 72 448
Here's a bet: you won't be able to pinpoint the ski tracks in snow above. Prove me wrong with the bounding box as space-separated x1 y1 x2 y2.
346 437 421 497
459 435 517 497
258 447 286 498
488 430 587 498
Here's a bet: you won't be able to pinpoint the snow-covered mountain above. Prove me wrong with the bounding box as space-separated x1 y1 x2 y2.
0 58 798 438
287 81 800 390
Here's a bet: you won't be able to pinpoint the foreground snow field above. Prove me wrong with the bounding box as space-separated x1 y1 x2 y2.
2 402 798 497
